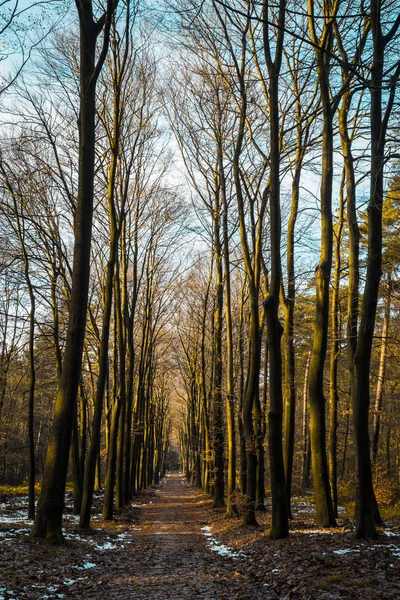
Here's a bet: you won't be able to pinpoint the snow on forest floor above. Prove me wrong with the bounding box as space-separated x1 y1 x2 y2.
1 475 400 599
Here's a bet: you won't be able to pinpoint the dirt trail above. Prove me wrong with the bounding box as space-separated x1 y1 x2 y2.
3 473 400 599
0 473 260 600
107 472 257 599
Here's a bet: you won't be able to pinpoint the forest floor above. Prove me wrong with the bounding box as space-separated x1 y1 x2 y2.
1 473 400 599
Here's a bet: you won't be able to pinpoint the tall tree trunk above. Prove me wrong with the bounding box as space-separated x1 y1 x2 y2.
282 155 300 519
243 296 260 526
329 180 344 518
238 284 247 495
123 216 136 503
233 60 260 526
371 274 391 468
102 393 121 520
79 382 87 483
80 127 120 528
307 0 336 528
26 255 36 521
212 201 225 508
115 258 127 507
352 1 399 538
31 0 116 542
263 0 289 539
218 131 236 516
71 409 83 514
302 351 311 490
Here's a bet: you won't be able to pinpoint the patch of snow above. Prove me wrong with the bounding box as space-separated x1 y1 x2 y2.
0 512 32 524
384 531 400 537
15 495 29 503
63 577 88 586
293 506 314 514
0 527 30 540
94 541 119 551
74 562 96 570
117 532 133 540
201 526 212 535
201 525 244 559
327 541 400 560
63 531 84 541
64 514 80 523
93 538 130 551
291 529 334 535
208 539 244 558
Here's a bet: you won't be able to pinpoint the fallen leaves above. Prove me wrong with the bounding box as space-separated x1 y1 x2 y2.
1 475 400 599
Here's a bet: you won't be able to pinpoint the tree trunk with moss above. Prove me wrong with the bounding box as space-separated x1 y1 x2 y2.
212 184 225 508
218 132 236 516
307 0 336 528
263 0 289 539
372 274 391 469
80 119 120 529
238 285 247 495
329 181 344 518
233 32 261 525
353 1 399 538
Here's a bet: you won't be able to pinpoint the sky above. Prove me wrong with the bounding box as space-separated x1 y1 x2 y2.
0 0 72 94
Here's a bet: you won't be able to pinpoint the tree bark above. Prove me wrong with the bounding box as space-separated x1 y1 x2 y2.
329 180 344 518
371 274 391 468
352 0 400 538
31 0 117 542
263 0 289 539
307 0 336 528
218 130 236 516
212 206 225 508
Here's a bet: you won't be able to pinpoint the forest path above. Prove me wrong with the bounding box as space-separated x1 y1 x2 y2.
1 472 261 600
3 474 400 599
111 471 257 599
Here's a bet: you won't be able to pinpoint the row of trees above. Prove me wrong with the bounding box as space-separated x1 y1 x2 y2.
172 0 400 539
1 0 400 545
0 0 180 540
